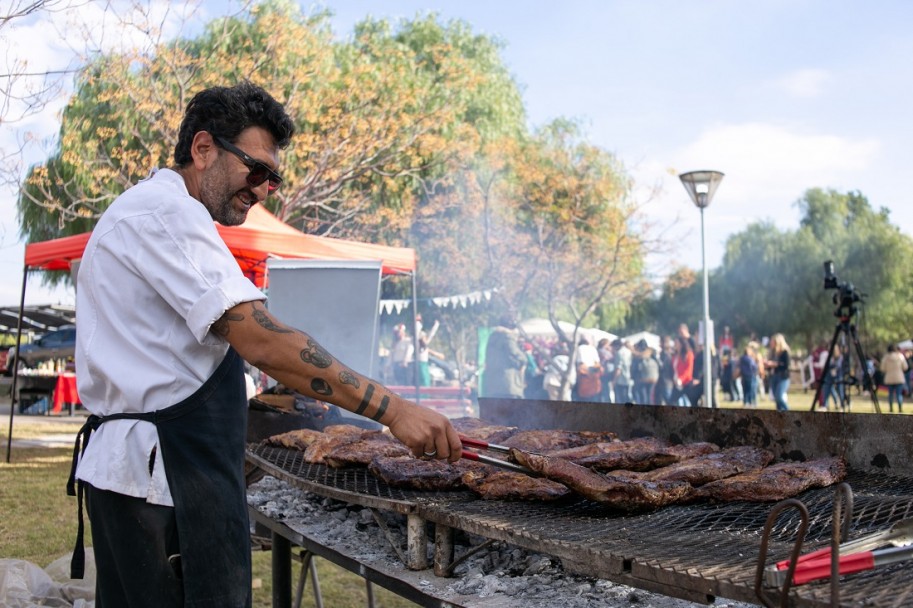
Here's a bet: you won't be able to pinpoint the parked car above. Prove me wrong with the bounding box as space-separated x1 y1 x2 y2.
6 325 76 373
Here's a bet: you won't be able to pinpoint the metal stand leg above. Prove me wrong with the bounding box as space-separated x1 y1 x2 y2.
433 524 454 577
271 532 292 608
292 550 324 608
406 513 428 570
365 579 376 608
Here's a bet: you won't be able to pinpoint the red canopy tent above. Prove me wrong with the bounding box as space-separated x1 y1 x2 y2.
23 204 416 285
6 206 419 461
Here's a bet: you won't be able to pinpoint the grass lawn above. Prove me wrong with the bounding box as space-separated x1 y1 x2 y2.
0 415 418 608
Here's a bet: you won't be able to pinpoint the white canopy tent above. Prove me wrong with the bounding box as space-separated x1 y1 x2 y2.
518 318 617 345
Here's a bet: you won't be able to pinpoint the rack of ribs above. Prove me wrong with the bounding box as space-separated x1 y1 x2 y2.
692 456 848 502
324 434 411 468
510 448 693 512
623 446 775 485
502 429 618 452
461 469 571 501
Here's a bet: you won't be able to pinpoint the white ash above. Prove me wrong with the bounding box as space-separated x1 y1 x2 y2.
248 476 759 608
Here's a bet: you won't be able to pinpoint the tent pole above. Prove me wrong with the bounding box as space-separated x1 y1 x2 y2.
411 272 420 403
6 265 29 463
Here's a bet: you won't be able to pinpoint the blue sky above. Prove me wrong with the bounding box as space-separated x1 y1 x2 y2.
2 0 911 305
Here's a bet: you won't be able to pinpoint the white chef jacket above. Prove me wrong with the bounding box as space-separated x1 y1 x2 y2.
74 168 265 506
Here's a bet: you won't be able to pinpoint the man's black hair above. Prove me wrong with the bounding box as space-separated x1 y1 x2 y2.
173 81 295 166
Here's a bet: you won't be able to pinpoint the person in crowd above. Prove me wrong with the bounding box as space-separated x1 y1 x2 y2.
597 337 615 403
810 340 829 408
575 336 603 401
543 341 575 401
819 344 843 410
657 336 677 405
720 350 733 401
610 338 633 403
765 333 791 411
670 335 694 406
389 322 415 385
754 339 769 401
632 339 660 404
416 320 443 387
738 343 759 407
718 325 734 354
481 314 528 399
689 342 720 408
523 342 548 400
678 323 696 352
69 81 460 608
880 343 909 413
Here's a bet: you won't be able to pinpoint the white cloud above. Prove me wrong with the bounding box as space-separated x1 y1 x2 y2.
636 123 882 273
775 68 831 99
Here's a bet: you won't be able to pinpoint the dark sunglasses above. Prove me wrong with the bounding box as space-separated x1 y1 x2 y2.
213 136 283 194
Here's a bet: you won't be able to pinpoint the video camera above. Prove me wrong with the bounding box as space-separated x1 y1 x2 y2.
823 260 864 317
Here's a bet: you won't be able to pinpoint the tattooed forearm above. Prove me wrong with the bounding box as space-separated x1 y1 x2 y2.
355 384 375 416
211 312 243 337
339 370 360 389
370 395 390 422
300 339 333 368
310 378 333 396
252 305 293 333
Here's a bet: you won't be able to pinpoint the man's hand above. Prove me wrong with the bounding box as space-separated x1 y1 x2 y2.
383 398 463 462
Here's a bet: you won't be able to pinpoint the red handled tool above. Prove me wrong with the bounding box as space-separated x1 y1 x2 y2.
459 435 511 453
766 544 913 586
460 449 538 476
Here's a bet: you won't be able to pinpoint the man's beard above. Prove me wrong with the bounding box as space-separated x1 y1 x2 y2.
200 161 253 226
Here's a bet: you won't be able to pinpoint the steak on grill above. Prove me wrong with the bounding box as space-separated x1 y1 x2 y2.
324 434 411 468
368 455 472 491
461 469 571 501
546 436 669 460
628 446 775 485
264 428 325 451
692 456 848 502
450 417 519 443
502 429 618 452
510 448 693 511
304 429 371 464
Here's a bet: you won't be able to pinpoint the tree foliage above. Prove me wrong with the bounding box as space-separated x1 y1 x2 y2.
641 188 913 353
16 2 650 377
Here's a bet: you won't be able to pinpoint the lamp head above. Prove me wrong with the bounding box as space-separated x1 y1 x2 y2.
679 170 724 209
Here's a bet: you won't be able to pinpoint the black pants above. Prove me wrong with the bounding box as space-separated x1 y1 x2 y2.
86 484 183 608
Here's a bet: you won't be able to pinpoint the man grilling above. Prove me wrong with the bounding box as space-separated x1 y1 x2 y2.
69 81 461 608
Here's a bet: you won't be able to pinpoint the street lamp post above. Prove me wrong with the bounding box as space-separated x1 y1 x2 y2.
679 170 724 408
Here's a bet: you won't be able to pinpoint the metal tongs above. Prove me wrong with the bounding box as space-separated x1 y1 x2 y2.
765 518 913 586
459 435 538 476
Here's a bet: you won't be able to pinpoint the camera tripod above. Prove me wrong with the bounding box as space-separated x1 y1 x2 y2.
810 312 881 413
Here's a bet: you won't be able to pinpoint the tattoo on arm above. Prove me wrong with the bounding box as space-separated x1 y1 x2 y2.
252 305 293 334
300 339 333 368
212 312 243 337
371 395 390 422
310 378 333 396
355 384 375 416
339 370 360 389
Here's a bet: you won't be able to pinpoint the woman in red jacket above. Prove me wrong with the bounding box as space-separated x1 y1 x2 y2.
671 335 694 406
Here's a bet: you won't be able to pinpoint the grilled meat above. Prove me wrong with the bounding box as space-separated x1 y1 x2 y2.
368 455 471 491
693 456 848 503
263 428 325 451
662 442 720 460
323 424 370 437
546 436 668 459
324 434 410 468
502 429 618 452
510 448 693 511
629 446 775 485
461 469 571 501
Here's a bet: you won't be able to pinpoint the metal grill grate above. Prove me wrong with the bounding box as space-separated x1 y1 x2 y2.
248 444 913 607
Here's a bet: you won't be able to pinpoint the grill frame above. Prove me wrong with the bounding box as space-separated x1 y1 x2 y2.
247 401 913 607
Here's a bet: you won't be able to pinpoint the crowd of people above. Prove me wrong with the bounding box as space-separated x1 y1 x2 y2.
385 314 913 413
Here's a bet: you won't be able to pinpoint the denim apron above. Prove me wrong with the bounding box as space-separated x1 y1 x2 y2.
68 348 251 607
